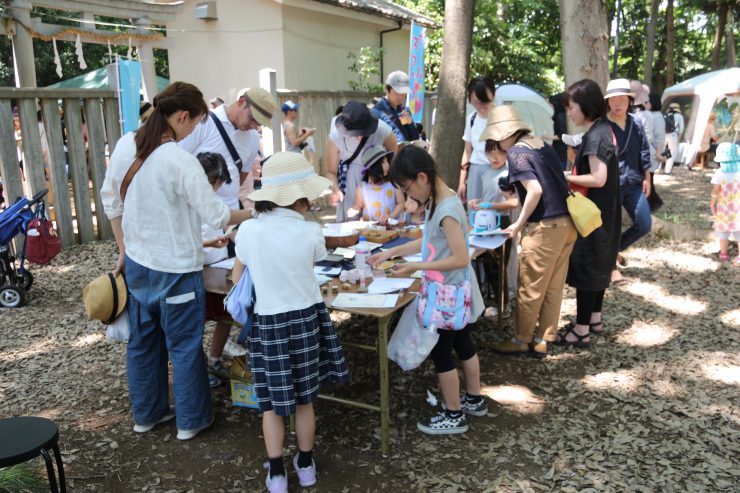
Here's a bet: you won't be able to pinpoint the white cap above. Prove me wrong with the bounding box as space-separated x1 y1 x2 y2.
385 70 411 94
561 133 584 147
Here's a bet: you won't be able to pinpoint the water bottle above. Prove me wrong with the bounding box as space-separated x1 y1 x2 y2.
355 236 371 277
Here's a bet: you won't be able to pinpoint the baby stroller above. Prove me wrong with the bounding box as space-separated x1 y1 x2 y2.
0 189 48 307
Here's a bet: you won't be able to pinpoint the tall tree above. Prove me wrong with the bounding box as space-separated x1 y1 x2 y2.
559 0 610 89
710 1 729 70
726 8 736 67
429 0 474 185
665 0 676 86
644 0 660 86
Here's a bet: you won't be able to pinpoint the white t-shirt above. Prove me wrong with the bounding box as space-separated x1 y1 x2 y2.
235 208 327 315
328 117 392 163
462 111 489 165
101 132 230 273
179 105 261 209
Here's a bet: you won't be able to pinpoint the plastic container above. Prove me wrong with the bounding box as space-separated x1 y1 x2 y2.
354 236 371 276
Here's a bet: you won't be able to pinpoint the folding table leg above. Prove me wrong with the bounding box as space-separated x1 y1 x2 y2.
377 315 391 455
52 443 67 492
39 448 59 493
497 242 506 331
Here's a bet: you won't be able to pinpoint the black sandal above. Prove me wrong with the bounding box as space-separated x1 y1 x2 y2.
555 322 590 348
590 320 604 334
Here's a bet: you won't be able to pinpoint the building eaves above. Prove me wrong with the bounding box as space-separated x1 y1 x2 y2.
310 0 438 28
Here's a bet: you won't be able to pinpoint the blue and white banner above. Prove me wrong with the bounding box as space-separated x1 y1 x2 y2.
407 21 426 124
117 59 141 134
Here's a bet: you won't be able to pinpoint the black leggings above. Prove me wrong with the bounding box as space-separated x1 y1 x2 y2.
576 289 605 325
430 326 477 373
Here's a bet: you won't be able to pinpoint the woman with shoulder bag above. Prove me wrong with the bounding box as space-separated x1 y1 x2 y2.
100 82 254 441
558 79 621 347
481 105 577 357
368 146 486 435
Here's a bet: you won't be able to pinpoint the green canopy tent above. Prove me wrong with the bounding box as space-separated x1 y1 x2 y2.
46 67 169 93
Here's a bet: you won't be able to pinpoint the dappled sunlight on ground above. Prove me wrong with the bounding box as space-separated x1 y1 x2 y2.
701 363 740 385
622 280 706 315
720 308 740 328
614 321 678 347
481 384 546 414
581 370 641 393
0 337 56 363
71 332 105 348
634 250 719 273
36 407 65 421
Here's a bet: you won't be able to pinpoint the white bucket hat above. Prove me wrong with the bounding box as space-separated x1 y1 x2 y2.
604 79 635 99
248 152 331 206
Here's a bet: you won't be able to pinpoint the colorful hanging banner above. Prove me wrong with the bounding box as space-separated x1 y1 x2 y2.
117 59 142 134
407 21 426 124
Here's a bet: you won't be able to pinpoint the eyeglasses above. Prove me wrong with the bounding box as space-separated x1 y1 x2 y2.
399 179 415 193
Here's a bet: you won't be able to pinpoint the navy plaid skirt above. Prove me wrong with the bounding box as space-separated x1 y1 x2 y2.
247 302 350 416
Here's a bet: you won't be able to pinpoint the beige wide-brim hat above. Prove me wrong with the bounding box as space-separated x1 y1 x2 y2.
248 152 332 206
237 87 278 128
83 273 127 323
479 104 531 142
604 78 635 99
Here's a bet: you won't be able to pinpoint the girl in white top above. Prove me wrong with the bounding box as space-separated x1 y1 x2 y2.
232 152 349 493
100 82 253 441
458 76 497 203
326 101 397 221
347 145 404 222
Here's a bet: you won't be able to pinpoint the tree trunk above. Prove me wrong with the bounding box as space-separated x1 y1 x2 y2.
429 0 474 186
710 1 728 70
644 0 660 87
665 0 676 86
559 0 610 133
726 8 736 67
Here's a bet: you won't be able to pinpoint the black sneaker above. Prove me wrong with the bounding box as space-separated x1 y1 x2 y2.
461 395 488 417
417 411 469 435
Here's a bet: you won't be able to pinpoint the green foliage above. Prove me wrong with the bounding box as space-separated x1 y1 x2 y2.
347 46 385 93
0 464 47 493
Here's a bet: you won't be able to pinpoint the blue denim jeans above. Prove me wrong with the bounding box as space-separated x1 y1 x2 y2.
620 185 652 251
125 257 212 431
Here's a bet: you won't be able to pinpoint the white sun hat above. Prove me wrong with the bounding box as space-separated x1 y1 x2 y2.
247 152 331 206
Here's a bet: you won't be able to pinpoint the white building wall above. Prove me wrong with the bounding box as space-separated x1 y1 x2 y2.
167 0 286 103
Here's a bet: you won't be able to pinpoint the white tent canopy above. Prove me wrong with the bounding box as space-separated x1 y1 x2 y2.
662 68 740 163
494 83 554 138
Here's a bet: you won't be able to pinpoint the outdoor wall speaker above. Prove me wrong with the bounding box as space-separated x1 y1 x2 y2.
195 2 218 21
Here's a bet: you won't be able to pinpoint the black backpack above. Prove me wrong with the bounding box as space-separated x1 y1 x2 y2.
664 112 677 133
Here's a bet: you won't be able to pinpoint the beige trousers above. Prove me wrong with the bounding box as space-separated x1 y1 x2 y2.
514 216 577 342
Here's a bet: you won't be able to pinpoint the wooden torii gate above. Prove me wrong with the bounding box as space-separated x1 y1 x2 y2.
1 0 183 98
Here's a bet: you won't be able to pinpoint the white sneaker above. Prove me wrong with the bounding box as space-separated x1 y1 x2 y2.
177 417 214 441
222 339 247 357
133 406 175 433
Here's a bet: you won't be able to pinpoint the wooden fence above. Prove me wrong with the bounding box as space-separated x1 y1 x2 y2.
0 88 120 247
0 87 435 247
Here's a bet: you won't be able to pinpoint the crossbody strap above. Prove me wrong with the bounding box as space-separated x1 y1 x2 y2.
209 111 243 173
345 135 369 165
120 157 144 203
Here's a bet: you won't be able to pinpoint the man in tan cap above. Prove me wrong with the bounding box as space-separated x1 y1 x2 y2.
180 87 278 210
179 86 277 386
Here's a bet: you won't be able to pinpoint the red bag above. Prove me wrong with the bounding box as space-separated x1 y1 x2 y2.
569 165 589 197
26 207 62 264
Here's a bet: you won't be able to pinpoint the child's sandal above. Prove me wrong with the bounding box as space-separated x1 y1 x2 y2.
719 253 731 262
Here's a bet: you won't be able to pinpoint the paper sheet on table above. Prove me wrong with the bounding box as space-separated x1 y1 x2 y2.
209 257 235 270
331 293 399 309
349 241 383 251
469 234 507 250
314 265 342 276
367 278 414 294
332 247 356 259
315 274 332 286
402 253 422 262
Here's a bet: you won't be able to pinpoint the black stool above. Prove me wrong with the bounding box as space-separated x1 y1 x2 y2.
0 416 67 492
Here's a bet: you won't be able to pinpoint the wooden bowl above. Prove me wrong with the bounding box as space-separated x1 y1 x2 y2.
324 232 359 249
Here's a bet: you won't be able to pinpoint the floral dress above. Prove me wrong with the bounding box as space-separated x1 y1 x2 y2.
712 163 740 240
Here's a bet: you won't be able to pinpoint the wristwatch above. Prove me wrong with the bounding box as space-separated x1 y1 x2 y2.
246 207 257 218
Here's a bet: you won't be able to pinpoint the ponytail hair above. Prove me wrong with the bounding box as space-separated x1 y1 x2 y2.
134 81 208 161
390 145 441 219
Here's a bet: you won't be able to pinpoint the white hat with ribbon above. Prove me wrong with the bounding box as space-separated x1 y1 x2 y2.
248 152 331 206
